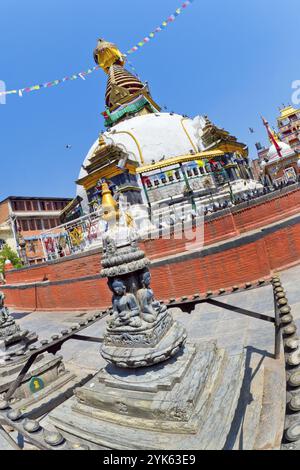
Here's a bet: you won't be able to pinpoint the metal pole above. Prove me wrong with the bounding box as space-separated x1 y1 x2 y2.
140 175 152 219
180 163 196 211
40 235 47 261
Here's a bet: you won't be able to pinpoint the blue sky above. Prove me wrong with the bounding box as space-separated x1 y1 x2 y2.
0 0 299 199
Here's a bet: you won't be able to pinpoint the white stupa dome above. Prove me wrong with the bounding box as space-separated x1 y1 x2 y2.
267 141 294 161
77 113 207 211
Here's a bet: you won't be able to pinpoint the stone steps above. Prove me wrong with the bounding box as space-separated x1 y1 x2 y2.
225 355 265 450
11 369 92 419
224 349 286 450
253 353 286 450
196 352 245 450
33 342 286 450
0 427 19 450
0 354 60 394
45 345 247 450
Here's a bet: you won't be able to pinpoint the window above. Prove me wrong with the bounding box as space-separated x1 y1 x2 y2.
40 201 54 211
35 219 42 230
31 200 39 211
49 219 57 228
12 200 25 211
43 219 50 230
18 219 45 231
53 201 65 211
21 220 29 231
28 219 36 230
25 201 32 211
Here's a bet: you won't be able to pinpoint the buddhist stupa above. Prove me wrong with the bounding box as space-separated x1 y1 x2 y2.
76 39 257 215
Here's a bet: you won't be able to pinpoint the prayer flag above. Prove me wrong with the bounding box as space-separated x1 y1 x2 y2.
6 0 196 99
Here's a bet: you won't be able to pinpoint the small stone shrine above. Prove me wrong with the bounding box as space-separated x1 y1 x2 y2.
0 293 81 416
97 182 187 368
43 183 241 450
0 292 37 358
100 230 186 369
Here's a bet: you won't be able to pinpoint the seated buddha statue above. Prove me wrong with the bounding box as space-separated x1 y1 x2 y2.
137 271 167 323
0 292 10 326
108 279 142 329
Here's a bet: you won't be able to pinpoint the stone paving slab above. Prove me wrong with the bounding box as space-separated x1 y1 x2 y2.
2 264 299 450
12 282 281 368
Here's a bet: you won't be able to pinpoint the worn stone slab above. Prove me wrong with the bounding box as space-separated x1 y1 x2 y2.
11 267 296 450
254 351 286 450
0 427 19 450
101 320 187 369
225 353 265 450
43 342 245 450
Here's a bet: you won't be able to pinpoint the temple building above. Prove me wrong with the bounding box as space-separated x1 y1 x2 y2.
76 39 259 216
256 108 300 185
0 196 71 264
278 105 300 152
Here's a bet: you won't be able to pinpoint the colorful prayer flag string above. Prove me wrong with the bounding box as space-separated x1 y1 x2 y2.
0 0 195 99
125 0 194 55
0 66 100 98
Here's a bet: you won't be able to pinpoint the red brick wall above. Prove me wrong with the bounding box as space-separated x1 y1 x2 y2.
1 224 298 312
2 187 300 311
150 238 271 298
6 186 300 286
232 189 300 233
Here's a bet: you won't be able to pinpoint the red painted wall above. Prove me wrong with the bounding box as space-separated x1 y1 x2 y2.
2 186 300 311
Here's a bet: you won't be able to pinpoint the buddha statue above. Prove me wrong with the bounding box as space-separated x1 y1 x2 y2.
137 271 167 323
108 279 142 329
0 292 10 326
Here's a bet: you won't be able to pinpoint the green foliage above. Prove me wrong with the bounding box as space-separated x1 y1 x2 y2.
0 244 22 274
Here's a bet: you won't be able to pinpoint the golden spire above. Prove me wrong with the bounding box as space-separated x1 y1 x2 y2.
93 39 125 74
101 182 119 224
105 65 144 108
93 38 145 110
101 182 134 228
98 134 106 150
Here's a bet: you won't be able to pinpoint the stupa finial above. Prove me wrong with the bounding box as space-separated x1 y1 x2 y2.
101 182 119 224
93 38 125 74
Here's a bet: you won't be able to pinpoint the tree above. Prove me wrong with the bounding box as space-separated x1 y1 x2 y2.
0 244 22 275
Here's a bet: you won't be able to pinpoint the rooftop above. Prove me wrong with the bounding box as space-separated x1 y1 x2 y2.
277 105 300 121
0 196 72 205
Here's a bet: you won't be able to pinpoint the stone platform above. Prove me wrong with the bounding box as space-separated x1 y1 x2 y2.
0 352 91 419
43 341 246 449
102 316 187 368
1 272 294 450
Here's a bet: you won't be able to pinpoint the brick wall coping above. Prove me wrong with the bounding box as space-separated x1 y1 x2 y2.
7 183 300 275
3 210 300 292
